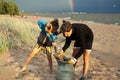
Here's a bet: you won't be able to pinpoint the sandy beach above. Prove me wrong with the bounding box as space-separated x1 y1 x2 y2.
0 15 120 80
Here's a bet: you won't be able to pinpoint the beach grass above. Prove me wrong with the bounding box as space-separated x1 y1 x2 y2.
0 16 39 54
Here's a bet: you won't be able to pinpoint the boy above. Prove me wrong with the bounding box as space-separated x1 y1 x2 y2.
21 19 59 74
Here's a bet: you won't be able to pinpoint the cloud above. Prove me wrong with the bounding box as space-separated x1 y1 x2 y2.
14 0 71 12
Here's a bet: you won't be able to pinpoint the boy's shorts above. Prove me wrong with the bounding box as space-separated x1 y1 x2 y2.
35 44 52 55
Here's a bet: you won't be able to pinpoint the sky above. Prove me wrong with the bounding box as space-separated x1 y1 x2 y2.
14 0 120 13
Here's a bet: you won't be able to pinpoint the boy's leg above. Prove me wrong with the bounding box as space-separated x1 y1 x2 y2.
46 47 53 74
21 45 41 72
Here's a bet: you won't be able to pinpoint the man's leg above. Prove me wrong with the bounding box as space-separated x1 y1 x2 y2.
46 47 53 74
21 45 41 72
82 50 91 77
72 47 80 67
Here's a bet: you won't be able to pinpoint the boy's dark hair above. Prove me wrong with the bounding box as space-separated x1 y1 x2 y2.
60 20 72 33
50 19 59 32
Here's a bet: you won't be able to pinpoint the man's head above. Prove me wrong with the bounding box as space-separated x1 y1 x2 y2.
60 20 72 37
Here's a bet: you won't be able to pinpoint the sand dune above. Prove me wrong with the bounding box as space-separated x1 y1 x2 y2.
0 15 120 80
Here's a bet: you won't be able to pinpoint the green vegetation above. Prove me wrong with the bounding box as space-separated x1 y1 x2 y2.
0 0 20 15
0 16 39 54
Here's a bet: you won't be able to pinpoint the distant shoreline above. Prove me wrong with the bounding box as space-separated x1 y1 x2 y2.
21 12 120 26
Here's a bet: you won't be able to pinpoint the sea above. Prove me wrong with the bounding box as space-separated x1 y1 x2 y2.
30 12 120 26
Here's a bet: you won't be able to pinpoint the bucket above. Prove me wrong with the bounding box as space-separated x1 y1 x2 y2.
55 59 75 80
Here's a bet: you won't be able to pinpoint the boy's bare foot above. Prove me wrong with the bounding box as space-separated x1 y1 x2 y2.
50 71 52 74
21 66 27 72
50 70 53 74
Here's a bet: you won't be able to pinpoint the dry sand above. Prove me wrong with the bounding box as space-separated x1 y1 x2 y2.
0 15 120 80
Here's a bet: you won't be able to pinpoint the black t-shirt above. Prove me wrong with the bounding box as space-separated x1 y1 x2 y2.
37 31 52 47
62 23 94 59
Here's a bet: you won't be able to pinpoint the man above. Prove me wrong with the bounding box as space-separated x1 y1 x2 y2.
57 20 94 80
21 19 59 74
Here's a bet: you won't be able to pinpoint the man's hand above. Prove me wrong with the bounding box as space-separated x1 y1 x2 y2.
67 57 77 64
54 50 65 60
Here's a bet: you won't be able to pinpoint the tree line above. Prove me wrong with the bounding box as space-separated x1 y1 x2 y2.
0 0 20 16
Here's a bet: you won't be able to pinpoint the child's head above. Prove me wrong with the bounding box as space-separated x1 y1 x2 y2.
50 19 59 32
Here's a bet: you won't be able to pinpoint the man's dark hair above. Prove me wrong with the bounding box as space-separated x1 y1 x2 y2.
60 20 72 33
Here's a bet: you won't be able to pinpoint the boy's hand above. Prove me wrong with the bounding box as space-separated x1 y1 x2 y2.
52 42 56 46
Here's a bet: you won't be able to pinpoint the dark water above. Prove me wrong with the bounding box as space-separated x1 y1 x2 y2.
31 13 120 25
